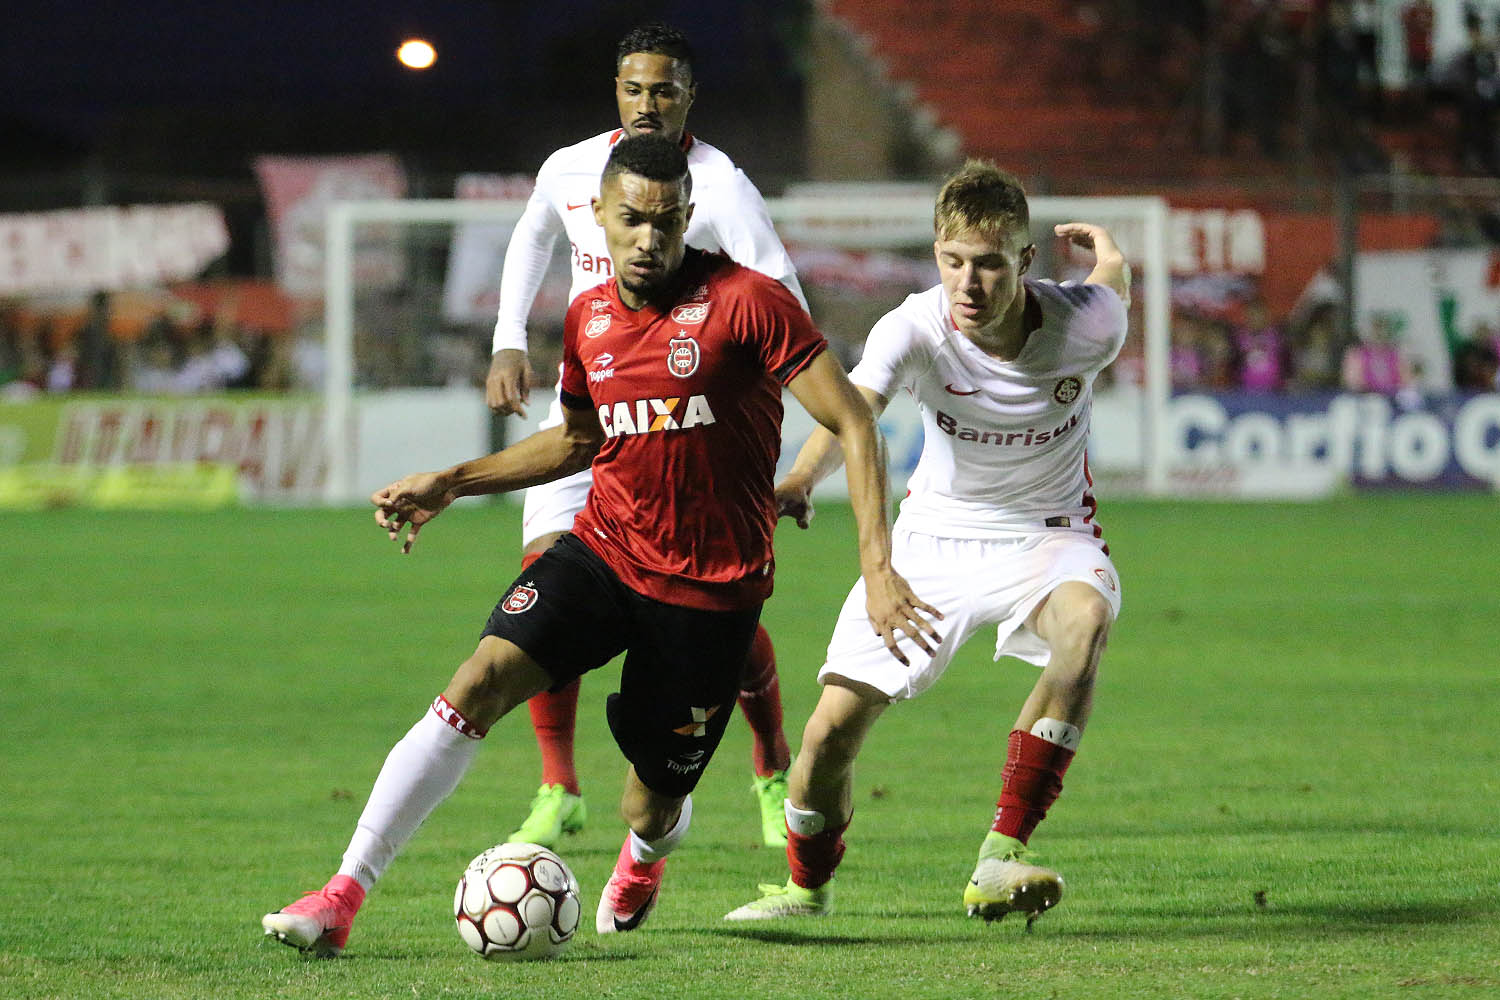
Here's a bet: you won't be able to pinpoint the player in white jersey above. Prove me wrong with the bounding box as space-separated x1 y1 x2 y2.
484 24 807 851
725 160 1131 928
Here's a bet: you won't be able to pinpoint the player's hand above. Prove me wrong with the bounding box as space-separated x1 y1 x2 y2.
486 349 534 417
863 568 944 666
372 472 457 554
774 478 814 529
1053 221 1117 257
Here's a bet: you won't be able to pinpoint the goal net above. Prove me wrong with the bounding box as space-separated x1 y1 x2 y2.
321 189 1169 504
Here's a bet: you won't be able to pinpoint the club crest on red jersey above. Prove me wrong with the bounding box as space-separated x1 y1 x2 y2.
1053 376 1082 404
501 583 538 614
584 314 611 339
670 302 711 326
667 335 700 378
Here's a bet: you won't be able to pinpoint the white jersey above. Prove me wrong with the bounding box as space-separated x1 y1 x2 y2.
491 129 806 354
850 279 1127 537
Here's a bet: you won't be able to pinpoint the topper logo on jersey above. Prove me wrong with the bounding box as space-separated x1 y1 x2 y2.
589 354 616 384
589 298 610 312
935 409 1080 446
668 336 700 378
501 583 539 614
584 314 611 338
598 395 717 437
1053 377 1083 404
670 303 710 325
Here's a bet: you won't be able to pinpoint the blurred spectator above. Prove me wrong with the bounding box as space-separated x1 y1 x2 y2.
1342 312 1413 392
1170 311 1209 389
1453 337 1500 389
1288 302 1346 391
1401 0 1434 92
1351 0 1384 116
1224 2 1293 155
1232 298 1289 392
1451 7 1500 173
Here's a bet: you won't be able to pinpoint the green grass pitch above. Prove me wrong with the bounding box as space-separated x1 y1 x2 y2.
4 494 1498 999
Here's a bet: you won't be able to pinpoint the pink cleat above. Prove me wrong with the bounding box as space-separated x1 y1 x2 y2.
595 839 665 934
261 875 366 957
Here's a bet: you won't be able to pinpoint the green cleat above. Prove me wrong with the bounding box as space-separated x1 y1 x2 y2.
507 783 586 849
963 833 1063 929
723 879 831 921
751 770 789 848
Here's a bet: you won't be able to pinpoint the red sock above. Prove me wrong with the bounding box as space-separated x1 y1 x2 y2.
519 551 581 795
787 820 848 891
737 624 790 775
528 680 580 793
991 729 1075 844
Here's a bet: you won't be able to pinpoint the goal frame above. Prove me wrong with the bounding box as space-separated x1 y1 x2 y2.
323 193 1170 503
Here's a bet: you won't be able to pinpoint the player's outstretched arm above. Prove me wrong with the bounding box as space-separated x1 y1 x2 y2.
786 352 943 663
775 384 888 529
1054 222 1132 307
371 405 602 553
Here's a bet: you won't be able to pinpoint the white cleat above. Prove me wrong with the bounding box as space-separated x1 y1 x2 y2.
963 857 1064 930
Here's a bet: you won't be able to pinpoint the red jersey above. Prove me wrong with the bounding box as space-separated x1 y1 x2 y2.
559 249 827 610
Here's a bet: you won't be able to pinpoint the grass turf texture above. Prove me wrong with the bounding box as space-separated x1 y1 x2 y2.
4 494 1498 999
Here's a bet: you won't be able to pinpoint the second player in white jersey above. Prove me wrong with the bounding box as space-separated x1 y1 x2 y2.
853 278 1125 536
495 128 807 545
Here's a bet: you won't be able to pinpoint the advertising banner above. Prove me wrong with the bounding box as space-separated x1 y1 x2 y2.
0 204 229 296
1166 391 1500 493
254 154 407 297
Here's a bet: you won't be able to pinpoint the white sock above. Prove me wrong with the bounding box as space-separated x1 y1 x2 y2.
628 795 693 864
338 698 484 891
1029 716 1082 751
783 800 826 836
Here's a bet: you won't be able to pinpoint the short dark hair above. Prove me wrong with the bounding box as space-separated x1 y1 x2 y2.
602 133 692 196
617 22 694 78
934 159 1030 245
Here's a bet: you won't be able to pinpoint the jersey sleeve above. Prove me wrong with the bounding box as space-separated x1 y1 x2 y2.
491 158 565 355
1065 281 1129 373
706 170 809 314
848 306 932 400
733 271 826 384
557 296 592 409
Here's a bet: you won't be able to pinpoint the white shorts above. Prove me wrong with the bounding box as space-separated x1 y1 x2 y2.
520 381 593 547
818 527 1122 701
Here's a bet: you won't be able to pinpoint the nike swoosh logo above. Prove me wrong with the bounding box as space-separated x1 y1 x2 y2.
566 201 590 211
612 887 658 931
945 384 981 396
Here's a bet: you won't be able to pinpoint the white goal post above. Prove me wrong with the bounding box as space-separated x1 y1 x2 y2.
323 192 1170 504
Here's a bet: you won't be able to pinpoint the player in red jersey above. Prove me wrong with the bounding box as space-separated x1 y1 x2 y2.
260 134 940 955
488 23 805 851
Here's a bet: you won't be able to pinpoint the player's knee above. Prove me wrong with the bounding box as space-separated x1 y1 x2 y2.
450 638 548 722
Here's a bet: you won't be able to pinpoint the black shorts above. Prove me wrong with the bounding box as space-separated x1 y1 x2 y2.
482 533 761 798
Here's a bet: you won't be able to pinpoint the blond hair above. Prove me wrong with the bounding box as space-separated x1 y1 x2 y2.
933 160 1030 246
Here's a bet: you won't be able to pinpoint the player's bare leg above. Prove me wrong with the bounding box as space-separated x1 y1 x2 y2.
725 678 888 920
967 581 1112 927
263 638 551 956
509 530 589 848
597 768 692 934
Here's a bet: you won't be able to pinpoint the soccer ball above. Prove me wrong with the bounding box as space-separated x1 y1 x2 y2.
454 842 582 961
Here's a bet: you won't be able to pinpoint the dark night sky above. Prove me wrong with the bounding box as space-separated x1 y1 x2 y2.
1 2 794 176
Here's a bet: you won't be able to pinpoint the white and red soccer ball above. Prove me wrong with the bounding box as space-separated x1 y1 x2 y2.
454 842 581 960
